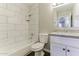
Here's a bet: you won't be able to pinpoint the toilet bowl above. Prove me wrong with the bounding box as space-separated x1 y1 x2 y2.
31 33 48 56
31 42 44 51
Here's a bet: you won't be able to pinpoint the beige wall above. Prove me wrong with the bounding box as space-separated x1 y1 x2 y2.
39 3 53 33
28 3 54 34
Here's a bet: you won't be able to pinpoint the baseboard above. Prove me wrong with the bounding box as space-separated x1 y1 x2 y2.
43 48 50 53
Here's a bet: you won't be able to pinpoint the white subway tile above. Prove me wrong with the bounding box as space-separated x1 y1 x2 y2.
8 24 16 30
0 16 7 23
7 38 15 44
0 8 15 16
8 31 16 39
7 4 21 12
5 10 16 17
8 16 17 24
15 25 26 31
0 32 7 39
0 24 7 31
15 31 21 37
15 36 25 43
0 8 7 16
0 3 29 49
0 3 7 9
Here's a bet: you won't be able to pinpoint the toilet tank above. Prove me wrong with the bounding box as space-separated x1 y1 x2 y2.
39 33 48 43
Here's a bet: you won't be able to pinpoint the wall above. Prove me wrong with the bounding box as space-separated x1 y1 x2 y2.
39 3 53 51
73 4 79 28
39 3 53 33
28 4 53 51
28 4 39 43
0 3 29 51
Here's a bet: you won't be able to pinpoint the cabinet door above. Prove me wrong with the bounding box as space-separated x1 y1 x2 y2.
51 43 66 56
67 46 79 56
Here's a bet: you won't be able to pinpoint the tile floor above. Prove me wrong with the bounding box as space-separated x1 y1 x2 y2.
27 51 50 56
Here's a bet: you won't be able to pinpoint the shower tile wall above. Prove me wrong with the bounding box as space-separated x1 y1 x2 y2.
0 4 29 50
28 4 39 43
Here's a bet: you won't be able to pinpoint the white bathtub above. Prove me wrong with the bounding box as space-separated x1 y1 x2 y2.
0 41 36 56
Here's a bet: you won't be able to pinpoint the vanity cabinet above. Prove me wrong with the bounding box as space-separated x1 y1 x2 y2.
51 43 66 56
50 35 79 56
66 46 79 56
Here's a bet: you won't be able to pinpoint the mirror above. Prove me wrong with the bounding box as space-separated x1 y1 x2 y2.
57 16 71 28
54 3 74 29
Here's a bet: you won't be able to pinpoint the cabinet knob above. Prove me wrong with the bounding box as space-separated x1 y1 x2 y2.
67 50 70 52
62 48 65 51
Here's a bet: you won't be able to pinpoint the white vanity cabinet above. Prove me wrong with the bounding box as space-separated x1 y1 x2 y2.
66 46 79 56
50 35 79 56
51 43 66 56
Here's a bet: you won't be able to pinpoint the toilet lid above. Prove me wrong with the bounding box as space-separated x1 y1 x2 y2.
31 42 44 49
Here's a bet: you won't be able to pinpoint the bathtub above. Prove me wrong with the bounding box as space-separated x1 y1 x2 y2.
0 41 36 56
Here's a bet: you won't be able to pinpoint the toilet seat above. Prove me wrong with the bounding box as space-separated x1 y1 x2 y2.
31 42 45 51
31 33 48 56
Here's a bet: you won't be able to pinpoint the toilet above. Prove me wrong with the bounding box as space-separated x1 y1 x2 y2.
31 33 48 56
